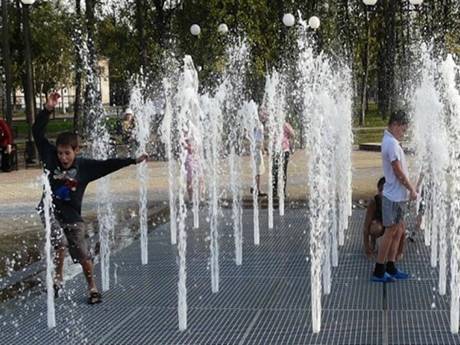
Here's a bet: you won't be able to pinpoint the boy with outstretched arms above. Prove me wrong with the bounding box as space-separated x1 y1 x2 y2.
33 92 147 304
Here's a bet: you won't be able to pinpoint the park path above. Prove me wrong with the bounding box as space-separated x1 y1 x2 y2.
0 208 458 345
0 149 383 235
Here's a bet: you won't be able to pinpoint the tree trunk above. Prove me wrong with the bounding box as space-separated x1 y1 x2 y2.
2 0 13 126
153 0 166 48
83 0 100 136
360 9 370 127
135 0 148 72
73 0 82 132
376 0 396 119
22 5 35 142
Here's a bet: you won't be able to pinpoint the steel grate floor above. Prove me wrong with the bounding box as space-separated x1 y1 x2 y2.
1 208 460 344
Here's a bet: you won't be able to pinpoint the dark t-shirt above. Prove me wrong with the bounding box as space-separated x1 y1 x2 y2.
33 108 135 223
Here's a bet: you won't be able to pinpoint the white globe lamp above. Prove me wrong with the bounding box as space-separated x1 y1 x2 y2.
190 24 201 36
409 0 423 5
282 13 295 27
218 23 228 34
362 0 378 5
308 16 320 30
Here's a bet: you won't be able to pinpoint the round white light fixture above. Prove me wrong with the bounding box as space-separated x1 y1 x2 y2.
409 0 423 5
218 23 228 34
190 24 201 36
308 16 320 30
282 13 295 27
362 0 378 5
21 0 36 4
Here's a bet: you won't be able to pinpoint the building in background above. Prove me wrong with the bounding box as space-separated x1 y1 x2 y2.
1 58 110 117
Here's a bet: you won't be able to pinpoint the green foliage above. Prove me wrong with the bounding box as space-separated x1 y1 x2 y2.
96 14 139 104
30 2 74 95
1 0 459 116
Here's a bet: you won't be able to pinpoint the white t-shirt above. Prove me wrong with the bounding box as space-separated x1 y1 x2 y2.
381 130 409 202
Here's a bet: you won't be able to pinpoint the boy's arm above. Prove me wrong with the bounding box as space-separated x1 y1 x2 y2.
32 107 54 157
33 92 60 158
386 141 417 200
82 154 148 182
391 160 417 200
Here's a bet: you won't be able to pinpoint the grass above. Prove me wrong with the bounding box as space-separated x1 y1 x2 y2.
353 128 384 145
12 118 73 139
12 117 121 140
351 101 388 144
9 103 385 146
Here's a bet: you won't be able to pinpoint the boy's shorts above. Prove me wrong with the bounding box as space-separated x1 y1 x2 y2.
40 213 91 263
382 196 408 228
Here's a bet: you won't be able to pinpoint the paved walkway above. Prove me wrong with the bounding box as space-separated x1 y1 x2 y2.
0 148 382 217
1 208 458 345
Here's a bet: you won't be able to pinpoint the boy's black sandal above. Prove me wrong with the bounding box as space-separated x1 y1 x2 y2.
53 284 63 299
88 291 102 305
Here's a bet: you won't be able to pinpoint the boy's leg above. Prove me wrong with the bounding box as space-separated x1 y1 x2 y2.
384 222 409 278
372 224 398 281
375 224 398 267
81 259 97 292
65 223 101 299
386 222 405 262
373 196 401 280
369 221 384 253
54 246 65 284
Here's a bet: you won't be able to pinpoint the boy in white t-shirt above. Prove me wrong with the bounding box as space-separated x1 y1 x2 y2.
372 110 418 283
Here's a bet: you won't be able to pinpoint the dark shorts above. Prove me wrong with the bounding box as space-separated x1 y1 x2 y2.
382 196 408 228
40 213 91 263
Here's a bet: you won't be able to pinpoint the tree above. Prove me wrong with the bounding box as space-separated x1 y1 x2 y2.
1 0 13 125
30 2 74 106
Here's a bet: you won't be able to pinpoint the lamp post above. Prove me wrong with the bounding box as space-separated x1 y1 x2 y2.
2 0 13 126
21 0 36 163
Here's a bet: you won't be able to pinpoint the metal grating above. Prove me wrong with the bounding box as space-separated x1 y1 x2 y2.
243 310 383 345
386 279 450 311
387 310 460 345
0 208 458 344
